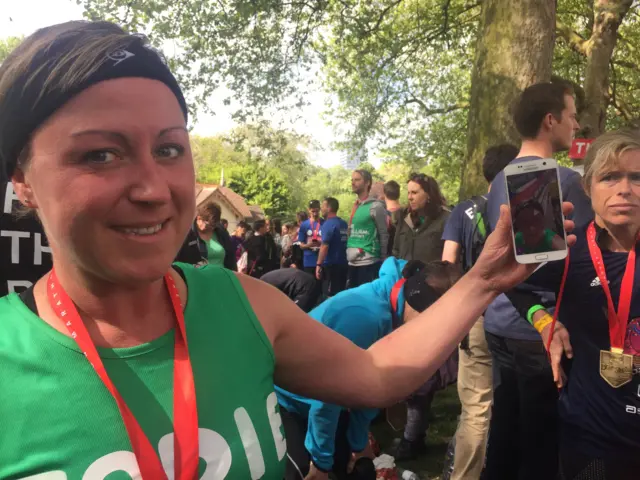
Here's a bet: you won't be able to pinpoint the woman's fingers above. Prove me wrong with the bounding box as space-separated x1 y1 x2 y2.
561 202 577 247
559 328 574 359
561 201 574 220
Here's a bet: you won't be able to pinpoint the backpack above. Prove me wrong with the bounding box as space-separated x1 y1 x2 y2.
460 195 489 272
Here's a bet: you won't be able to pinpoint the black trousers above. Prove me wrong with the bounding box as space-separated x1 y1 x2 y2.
322 264 348 297
347 262 381 289
484 332 559 480
281 407 376 480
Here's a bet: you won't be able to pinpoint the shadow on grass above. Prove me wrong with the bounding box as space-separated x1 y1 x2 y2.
370 385 460 480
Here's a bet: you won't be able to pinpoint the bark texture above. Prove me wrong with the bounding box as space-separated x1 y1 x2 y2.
460 0 556 199
580 0 634 137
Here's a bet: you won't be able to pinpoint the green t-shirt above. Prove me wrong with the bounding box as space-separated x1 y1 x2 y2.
515 228 557 254
0 265 286 479
207 233 226 267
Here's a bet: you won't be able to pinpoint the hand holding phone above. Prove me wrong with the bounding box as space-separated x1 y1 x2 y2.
504 158 568 264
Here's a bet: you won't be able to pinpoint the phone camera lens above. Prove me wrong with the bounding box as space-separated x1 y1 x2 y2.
543 162 547 165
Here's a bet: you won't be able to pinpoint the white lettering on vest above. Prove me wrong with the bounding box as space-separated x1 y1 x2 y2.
34 233 51 266
234 408 265 479
2 230 30 263
266 392 287 461
83 451 139 479
158 428 232 480
18 396 286 479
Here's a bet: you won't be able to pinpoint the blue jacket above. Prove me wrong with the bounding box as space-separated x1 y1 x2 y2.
275 257 407 471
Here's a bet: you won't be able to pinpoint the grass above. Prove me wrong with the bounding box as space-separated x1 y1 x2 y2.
370 385 461 480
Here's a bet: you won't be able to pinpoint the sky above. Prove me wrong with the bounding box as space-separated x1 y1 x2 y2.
0 0 346 167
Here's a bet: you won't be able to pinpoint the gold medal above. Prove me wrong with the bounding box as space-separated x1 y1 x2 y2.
599 348 634 388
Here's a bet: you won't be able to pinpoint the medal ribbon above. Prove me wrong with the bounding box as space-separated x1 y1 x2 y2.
348 200 361 227
47 270 199 479
310 220 321 241
586 222 636 351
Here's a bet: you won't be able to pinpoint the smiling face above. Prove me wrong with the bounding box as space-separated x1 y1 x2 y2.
12 78 195 285
589 149 640 230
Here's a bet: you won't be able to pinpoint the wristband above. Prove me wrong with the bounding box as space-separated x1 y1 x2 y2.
527 304 546 325
533 313 554 333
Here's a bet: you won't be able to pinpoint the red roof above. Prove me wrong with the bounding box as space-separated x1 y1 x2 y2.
196 183 253 219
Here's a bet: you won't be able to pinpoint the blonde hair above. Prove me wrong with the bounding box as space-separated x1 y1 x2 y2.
583 128 640 193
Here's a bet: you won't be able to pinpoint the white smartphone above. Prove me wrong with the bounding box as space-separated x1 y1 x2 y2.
503 158 568 264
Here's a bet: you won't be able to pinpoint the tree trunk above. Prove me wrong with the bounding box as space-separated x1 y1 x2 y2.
580 0 633 138
460 0 556 199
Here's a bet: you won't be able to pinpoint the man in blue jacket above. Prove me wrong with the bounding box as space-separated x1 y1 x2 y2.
276 257 462 480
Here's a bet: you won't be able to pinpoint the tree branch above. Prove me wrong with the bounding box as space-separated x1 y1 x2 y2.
404 98 469 116
363 0 404 36
555 19 589 56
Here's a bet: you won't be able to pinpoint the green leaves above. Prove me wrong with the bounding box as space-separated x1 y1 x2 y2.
0 36 24 64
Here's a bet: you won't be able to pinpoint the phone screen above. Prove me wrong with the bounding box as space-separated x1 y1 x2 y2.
506 167 566 256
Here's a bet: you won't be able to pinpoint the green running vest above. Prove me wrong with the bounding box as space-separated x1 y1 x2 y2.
0 264 286 479
347 202 381 258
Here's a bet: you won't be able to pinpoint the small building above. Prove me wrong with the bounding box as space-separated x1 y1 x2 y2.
195 183 262 231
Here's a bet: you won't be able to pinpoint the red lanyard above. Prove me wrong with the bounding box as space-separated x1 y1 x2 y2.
586 222 636 350
47 270 199 479
348 200 361 227
310 220 321 241
546 221 637 354
390 278 406 314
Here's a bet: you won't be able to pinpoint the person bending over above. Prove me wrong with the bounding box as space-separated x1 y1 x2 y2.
276 259 462 480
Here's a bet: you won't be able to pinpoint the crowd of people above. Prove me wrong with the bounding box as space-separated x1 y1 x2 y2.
0 18 638 480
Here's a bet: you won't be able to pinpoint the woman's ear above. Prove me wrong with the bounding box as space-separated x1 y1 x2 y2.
11 168 38 208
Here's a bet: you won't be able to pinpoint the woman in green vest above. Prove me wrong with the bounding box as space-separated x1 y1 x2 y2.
195 200 237 269
0 20 575 479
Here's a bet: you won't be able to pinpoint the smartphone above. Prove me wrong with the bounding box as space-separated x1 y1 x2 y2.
503 158 568 264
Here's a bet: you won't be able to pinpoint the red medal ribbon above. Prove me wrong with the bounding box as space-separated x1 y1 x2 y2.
586 221 636 350
348 200 361 227
310 220 321 242
47 270 199 479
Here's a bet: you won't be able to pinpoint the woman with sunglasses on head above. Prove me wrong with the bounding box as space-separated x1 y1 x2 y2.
392 173 450 265
509 129 640 480
193 201 237 270
0 21 574 479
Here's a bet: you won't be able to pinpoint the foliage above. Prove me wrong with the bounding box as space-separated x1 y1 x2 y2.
226 165 292 218
0 36 23 64
193 124 317 216
70 1 640 203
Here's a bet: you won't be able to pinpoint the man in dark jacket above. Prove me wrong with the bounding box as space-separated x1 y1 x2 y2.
244 219 279 277
260 264 320 313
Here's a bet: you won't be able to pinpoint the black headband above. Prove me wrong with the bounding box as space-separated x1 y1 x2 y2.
404 273 442 313
0 35 188 179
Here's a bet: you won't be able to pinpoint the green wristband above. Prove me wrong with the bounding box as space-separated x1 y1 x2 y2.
527 304 546 325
